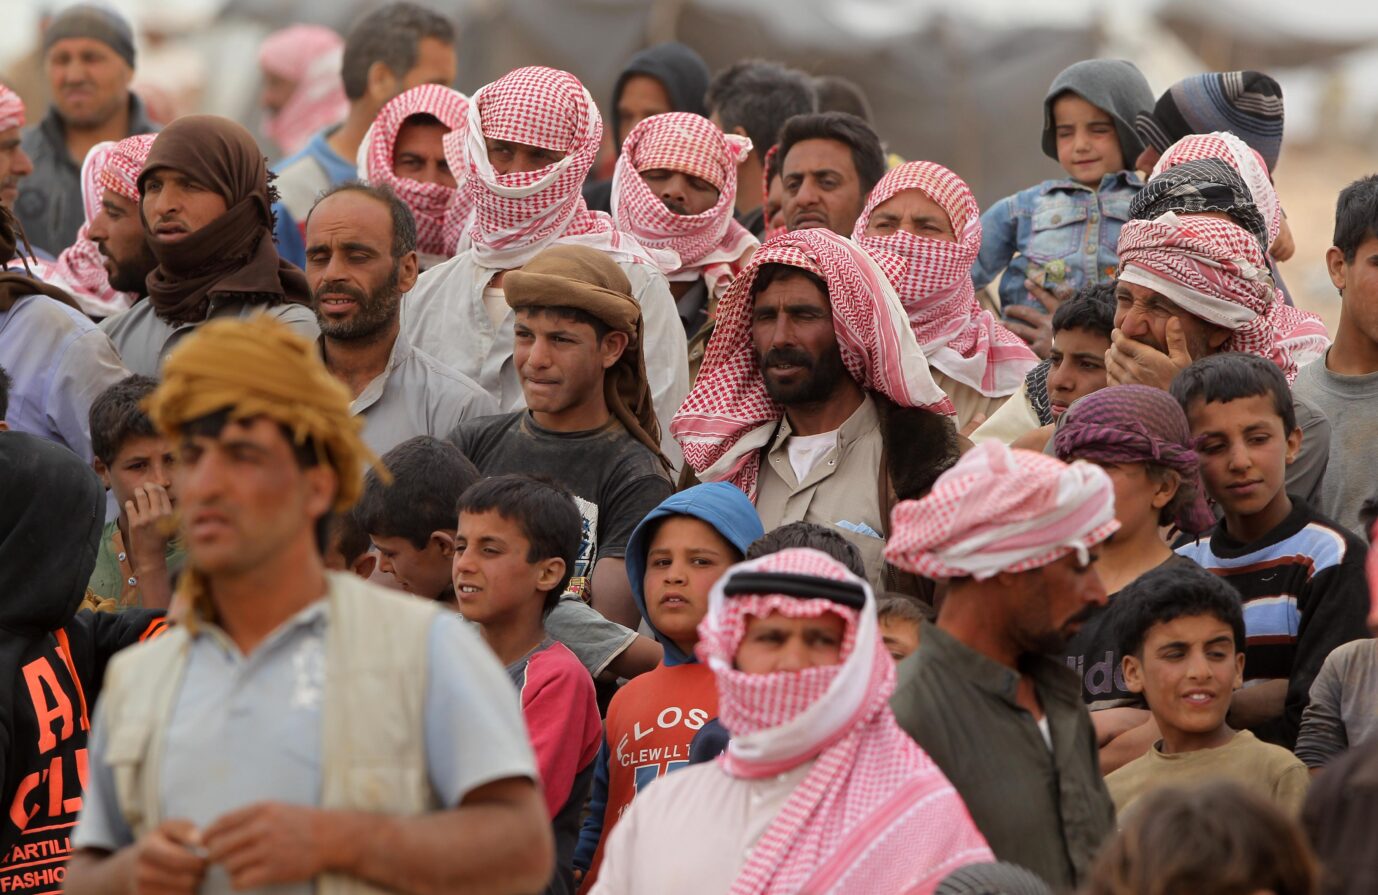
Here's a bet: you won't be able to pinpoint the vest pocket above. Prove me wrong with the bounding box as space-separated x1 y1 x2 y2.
106 719 153 834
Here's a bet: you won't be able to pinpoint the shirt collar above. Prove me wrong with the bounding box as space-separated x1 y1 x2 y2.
772 392 879 451
919 620 1080 708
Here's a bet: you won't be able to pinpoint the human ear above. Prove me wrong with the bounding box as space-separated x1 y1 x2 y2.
601 330 630 369
430 529 455 558
1122 654 1145 694
536 557 566 594
1284 426 1303 465
1326 246 1347 293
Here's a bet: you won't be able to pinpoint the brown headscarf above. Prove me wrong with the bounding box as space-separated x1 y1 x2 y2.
138 115 310 324
503 244 668 469
0 205 81 312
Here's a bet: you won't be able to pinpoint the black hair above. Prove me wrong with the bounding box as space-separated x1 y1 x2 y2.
90 374 160 465
777 111 886 200
877 593 934 624
1113 561 1246 658
746 522 866 579
401 111 444 129
355 436 480 551
704 60 816 161
1169 353 1297 433
341 3 455 101
1052 280 1117 338
456 474 582 613
329 509 372 566
0 364 9 420
308 180 418 257
513 304 613 341
749 262 829 303
1333 174 1378 264
812 75 873 123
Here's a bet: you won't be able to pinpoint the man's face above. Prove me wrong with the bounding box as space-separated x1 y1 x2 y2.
764 173 784 234
89 188 155 293
782 138 864 235
1051 93 1124 187
862 188 955 241
486 138 566 176
1114 280 1229 360
305 190 417 342
453 509 563 624
46 37 132 129
0 126 33 208
1186 394 1298 524
734 609 847 673
1046 327 1110 417
514 309 625 420
616 74 672 147
639 167 719 216
96 435 178 516
398 37 457 94
751 272 848 406
1006 550 1108 654
372 533 454 602
175 416 336 579
259 68 296 116
393 117 455 188
1327 235 1378 347
1123 614 1243 741
142 167 230 245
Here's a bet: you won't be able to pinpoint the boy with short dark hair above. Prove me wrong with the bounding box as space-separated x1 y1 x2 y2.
1106 561 1309 816
574 482 763 890
454 475 601 895
877 594 932 662
1173 353 1370 748
87 375 183 609
744 521 866 578
354 435 481 603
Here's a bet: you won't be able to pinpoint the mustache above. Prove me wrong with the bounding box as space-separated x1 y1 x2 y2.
760 347 814 369
315 280 368 303
660 197 691 215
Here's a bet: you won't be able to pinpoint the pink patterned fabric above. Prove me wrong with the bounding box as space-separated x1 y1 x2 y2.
697 549 992 895
258 25 348 156
0 85 23 132
886 441 1119 581
671 228 955 498
1153 132 1331 366
45 142 136 317
449 65 656 268
854 162 1037 397
99 133 155 203
1117 212 1298 381
611 112 757 298
360 84 470 258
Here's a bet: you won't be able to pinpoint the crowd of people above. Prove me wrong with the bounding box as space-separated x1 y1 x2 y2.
1 3 1377 894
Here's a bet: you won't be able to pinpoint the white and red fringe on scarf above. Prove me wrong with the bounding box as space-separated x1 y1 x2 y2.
611 111 757 300
670 228 955 499
0 85 21 133
258 25 348 157
854 161 1037 398
697 549 991 895
357 83 470 260
1153 132 1330 366
445 65 656 269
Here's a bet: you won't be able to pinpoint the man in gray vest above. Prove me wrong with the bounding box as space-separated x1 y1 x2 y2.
66 315 552 895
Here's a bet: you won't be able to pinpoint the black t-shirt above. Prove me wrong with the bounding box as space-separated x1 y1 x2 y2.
0 609 165 894
451 411 673 597
1063 553 1201 708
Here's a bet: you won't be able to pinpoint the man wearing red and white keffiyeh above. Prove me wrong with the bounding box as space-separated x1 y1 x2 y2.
0 86 32 217
610 112 758 331
401 66 689 468
357 83 469 270
671 227 956 587
853 161 1038 430
590 548 992 895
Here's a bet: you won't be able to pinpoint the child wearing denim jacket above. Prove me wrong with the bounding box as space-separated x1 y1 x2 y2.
973 59 1154 323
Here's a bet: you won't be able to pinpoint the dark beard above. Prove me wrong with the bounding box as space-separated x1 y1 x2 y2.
313 267 402 341
104 243 158 294
759 345 848 406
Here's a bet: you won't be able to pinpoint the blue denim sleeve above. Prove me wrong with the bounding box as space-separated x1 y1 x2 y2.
273 201 306 269
574 735 612 871
971 193 1019 289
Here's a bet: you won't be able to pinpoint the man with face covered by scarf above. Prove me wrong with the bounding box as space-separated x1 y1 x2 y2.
591 548 991 895
401 66 690 470
98 115 319 377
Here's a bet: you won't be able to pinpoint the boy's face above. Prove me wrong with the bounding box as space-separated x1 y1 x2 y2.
452 509 563 626
372 533 454 601
643 516 737 652
878 616 920 662
1052 93 1124 187
514 310 627 422
735 610 846 673
1122 613 1243 739
1186 394 1299 523
1327 235 1378 347
96 435 178 512
1079 459 1174 540
1046 326 1110 417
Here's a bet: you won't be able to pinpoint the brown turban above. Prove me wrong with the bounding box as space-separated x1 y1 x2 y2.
139 115 310 324
503 244 667 468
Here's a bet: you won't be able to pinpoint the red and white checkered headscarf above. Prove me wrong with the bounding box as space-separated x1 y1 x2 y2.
1117 211 1298 381
44 141 139 318
258 25 348 157
611 112 757 298
0 85 23 133
99 133 155 203
449 65 656 268
697 549 992 895
854 162 1037 398
1153 132 1330 367
671 228 955 499
887 441 1119 581
358 84 470 259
